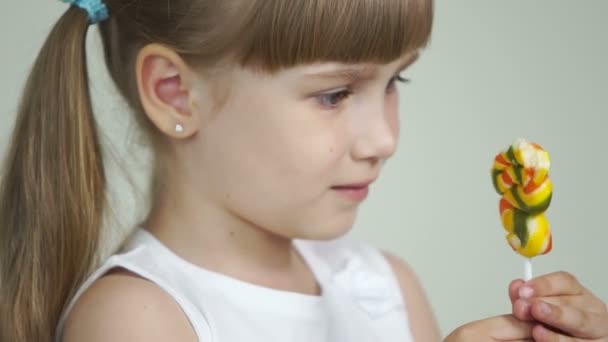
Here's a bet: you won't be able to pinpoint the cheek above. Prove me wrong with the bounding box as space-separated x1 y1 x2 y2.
198 84 355 237
281 131 347 180
203 95 347 197
235 106 347 184
211 134 347 239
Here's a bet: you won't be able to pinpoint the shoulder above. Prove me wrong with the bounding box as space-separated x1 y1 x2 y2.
62 269 197 342
382 251 442 342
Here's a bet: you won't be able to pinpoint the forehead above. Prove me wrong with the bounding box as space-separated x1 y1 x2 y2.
256 51 420 82
216 50 420 96
306 52 419 77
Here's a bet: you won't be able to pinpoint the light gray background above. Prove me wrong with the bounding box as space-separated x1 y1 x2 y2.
1 0 606 336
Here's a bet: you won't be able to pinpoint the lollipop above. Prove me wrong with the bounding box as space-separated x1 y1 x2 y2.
492 139 553 280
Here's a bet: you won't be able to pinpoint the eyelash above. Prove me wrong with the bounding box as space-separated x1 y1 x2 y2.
316 74 410 108
388 75 410 91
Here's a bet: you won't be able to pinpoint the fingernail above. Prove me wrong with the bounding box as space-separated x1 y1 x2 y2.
519 286 534 299
539 302 552 316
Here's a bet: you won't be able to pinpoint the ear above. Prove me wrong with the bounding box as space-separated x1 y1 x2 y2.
135 44 202 139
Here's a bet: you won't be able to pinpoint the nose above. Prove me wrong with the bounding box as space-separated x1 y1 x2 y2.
350 104 399 162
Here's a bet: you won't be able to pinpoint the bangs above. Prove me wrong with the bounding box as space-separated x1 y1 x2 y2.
237 0 433 71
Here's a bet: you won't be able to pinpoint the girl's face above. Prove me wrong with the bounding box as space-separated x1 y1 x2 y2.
191 52 418 240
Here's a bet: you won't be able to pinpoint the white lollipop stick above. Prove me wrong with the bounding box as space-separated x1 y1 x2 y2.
524 258 533 281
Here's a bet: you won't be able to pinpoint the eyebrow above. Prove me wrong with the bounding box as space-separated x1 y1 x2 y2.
306 52 420 81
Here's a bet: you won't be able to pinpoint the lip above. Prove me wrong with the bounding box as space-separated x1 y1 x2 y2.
331 179 375 202
331 185 370 201
332 178 376 189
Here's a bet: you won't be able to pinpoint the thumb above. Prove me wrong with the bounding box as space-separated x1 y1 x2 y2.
509 279 525 303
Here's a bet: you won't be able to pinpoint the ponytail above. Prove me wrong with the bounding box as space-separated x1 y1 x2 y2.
0 7 106 341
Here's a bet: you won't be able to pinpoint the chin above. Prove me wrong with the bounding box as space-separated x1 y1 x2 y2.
295 214 357 241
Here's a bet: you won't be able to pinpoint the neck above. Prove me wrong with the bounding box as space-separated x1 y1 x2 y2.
141 179 320 295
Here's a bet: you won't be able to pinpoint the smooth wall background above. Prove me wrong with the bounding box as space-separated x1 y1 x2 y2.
1 0 606 336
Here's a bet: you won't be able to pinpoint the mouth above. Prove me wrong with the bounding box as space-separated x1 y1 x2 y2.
331 179 375 201
331 178 376 189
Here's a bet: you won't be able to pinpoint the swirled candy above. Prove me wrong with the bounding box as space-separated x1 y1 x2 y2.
492 139 553 258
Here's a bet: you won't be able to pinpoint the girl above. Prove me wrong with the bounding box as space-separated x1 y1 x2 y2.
1 0 606 341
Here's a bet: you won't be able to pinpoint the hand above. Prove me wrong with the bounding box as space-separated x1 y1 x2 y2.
509 271 608 341
444 314 533 342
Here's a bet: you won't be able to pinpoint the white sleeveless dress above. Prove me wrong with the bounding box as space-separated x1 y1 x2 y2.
56 228 414 341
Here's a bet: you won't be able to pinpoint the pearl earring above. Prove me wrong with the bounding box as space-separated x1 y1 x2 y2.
175 124 184 133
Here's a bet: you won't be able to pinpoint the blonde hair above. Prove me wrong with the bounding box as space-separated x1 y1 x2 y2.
0 0 433 340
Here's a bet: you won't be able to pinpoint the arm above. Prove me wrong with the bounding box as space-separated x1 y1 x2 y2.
62 270 197 342
383 251 442 342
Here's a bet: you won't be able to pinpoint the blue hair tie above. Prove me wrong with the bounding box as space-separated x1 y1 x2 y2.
61 0 109 24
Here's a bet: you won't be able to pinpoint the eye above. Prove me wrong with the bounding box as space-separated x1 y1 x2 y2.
316 89 352 108
386 74 410 93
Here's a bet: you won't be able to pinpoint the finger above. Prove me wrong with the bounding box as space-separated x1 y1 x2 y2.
512 298 533 321
532 324 574 342
531 295 607 314
519 272 586 299
489 314 534 340
510 279 525 303
513 295 594 322
530 300 608 339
